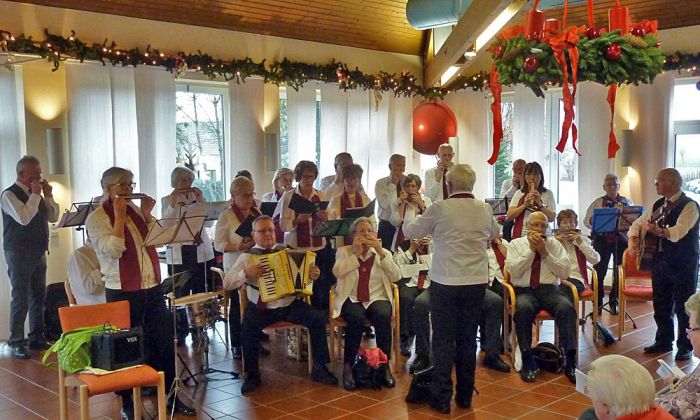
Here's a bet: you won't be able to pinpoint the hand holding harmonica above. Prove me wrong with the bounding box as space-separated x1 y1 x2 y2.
115 193 149 200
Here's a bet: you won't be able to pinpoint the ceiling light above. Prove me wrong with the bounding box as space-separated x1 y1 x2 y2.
475 0 524 51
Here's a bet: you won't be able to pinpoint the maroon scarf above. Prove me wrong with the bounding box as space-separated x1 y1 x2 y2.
574 246 591 290
341 190 364 244
296 192 322 248
512 194 528 239
356 255 375 302
102 200 161 292
230 202 261 225
448 193 475 199
491 242 506 275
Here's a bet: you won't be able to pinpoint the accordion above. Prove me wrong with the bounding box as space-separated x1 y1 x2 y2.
91 326 144 371
252 249 316 302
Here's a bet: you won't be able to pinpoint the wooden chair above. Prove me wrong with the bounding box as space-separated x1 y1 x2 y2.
502 266 580 363
238 286 313 375
328 283 401 372
57 301 166 420
617 249 653 340
578 267 599 341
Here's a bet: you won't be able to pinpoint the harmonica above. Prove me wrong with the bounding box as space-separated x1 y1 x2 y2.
175 188 196 194
116 193 149 200
553 228 581 235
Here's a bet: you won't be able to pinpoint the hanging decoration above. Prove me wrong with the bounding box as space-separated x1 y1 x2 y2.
490 0 665 162
412 101 457 155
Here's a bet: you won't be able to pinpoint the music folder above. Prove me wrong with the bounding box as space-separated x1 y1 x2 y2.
57 201 99 228
234 214 256 238
288 193 329 214
313 219 354 237
260 202 278 217
485 197 509 216
344 199 376 219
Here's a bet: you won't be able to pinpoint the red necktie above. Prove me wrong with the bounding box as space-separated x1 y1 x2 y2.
356 255 375 302
441 168 448 200
530 253 541 288
417 270 428 289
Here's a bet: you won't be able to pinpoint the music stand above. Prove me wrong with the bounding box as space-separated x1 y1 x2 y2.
486 197 510 216
313 219 354 238
57 201 99 243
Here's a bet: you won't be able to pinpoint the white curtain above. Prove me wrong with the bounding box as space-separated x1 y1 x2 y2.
346 90 371 189
286 85 318 166
319 84 348 180
0 67 26 341
229 78 265 190
110 67 140 177
512 85 547 164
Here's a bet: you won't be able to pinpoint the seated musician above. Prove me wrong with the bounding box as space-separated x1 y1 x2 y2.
328 163 373 247
481 238 512 373
389 174 430 251
85 166 195 417
554 209 600 303
333 217 401 391
67 239 106 305
505 211 577 383
224 216 338 394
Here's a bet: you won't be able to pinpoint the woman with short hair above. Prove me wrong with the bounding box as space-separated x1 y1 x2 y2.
506 161 556 238
327 164 372 247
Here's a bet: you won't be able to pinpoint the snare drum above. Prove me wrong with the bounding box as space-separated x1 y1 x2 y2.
174 292 221 329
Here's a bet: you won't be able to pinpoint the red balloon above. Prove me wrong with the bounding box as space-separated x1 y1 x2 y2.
413 101 457 155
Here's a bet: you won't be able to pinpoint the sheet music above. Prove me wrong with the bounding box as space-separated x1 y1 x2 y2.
206 201 231 221
143 213 206 247
57 202 99 228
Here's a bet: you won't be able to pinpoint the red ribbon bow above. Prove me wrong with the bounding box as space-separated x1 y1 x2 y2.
487 63 503 165
550 26 581 155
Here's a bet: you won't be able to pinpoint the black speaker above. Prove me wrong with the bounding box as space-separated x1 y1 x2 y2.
91 327 145 371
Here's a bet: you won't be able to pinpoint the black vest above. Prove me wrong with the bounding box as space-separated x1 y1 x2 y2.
2 184 50 255
652 193 700 264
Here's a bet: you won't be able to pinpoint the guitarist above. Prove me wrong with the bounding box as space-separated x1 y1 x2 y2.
629 168 699 361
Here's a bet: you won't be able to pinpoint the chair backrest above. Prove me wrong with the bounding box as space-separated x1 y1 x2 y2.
64 281 77 306
622 249 652 281
58 301 131 332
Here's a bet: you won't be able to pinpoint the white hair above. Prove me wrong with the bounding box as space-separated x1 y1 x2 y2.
350 217 375 235
229 176 253 196
587 355 656 417
445 164 475 192
100 167 134 192
603 174 619 184
170 166 195 188
16 155 40 175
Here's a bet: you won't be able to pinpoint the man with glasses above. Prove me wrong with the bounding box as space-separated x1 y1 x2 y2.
1 155 59 359
424 143 455 203
224 215 338 394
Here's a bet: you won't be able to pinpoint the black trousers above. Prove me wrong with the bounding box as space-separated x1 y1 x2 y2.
398 280 425 342
480 288 505 356
340 299 393 365
228 289 241 348
513 285 577 352
592 235 626 306
106 286 175 395
241 299 330 375
310 245 336 318
429 282 485 406
167 245 216 296
377 219 396 251
651 256 698 350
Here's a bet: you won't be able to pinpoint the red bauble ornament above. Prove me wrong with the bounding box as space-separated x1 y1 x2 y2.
605 44 622 61
493 44 504 58
412 101 457 155
526 33 540 42
585 27 601 39
631 27 646 37
524 56 540 73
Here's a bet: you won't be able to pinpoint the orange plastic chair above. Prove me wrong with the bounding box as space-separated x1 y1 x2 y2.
577 267 599 340
57 301 166 420
618 249 653 340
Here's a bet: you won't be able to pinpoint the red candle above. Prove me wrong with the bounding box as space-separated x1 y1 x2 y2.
609 6 629 34
525 10 545 39
543 18 560 35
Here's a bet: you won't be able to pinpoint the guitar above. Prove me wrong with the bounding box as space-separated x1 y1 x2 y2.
637 212 667 272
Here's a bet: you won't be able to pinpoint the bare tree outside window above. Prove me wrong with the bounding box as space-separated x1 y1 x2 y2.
494 101 515 197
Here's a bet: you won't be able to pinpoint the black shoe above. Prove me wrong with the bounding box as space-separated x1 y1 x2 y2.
455 394 471 409
609 300 619 315
378 364 395 388
232 346 242 359
11 345 30 359
363 326 375 339
484 354 511 373
259 345 271 356
429 399 451 414
258 331 270 342
311 364 338 386
564 364 577 384
167 397 196 416
409 354 430 374
28 340 50 351
400 338 411 357
342 363 356 391
241 373 262 394
520 367 537 382
644 342 673 353
140 386 157 397
675 348 693 361
120 396 136 420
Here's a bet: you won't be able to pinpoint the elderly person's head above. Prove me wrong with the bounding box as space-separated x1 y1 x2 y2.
526 212 549 236
388 154 406 177
686 292 700 359
229 176 255 210
251 216 276 248
272 168 294 195
294 160 318 189
445 164 476 195
16 155 42 186
655 168 683 198
334 153 353 178
350 217 374 241
170 166 195 189
556 209 579 230
587 355 657 420
436 143 454 164
602 174 620 198
100 167 135 201
342 164 363 194
402 174 422 195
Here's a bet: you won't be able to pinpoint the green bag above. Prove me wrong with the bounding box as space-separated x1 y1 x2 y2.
42 324 117 373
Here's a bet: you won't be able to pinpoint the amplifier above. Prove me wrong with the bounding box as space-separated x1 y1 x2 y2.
91 326 145 371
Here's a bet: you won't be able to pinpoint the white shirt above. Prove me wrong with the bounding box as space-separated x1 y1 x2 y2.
214 207 251 273
506 236 571 287
318 175 336 192
389 196 432 250
374 176 402 221
487 239 509 286
332 245 401 318
277 187 327 250
68 245 106 305
500 179 520 199
85 204 159 290
424 166 450 203
320 176 364 200
559 236 600 283
402 190 500 286
628 191 700 243
261 191 281 202
393 247 432 288
224 246 296 310
160 192 215 264
508 189 556 236
583 195 634 229
327 190 373 247
0 181 60 225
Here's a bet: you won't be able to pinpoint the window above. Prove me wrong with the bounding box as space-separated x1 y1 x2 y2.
278 87 322 180
672 78 700 202
175 84 228 201
493 97 515 197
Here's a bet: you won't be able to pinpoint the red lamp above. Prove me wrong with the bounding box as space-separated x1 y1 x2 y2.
413 101 457 155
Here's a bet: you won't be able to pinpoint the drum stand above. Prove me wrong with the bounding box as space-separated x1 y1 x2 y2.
183 319 239 385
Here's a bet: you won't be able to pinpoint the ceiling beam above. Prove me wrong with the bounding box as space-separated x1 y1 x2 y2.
424 0 526 87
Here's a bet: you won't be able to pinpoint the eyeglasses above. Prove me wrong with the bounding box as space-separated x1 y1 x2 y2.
253 229 275 234
111 182 136 189
236 192 256 198
686 327 700 334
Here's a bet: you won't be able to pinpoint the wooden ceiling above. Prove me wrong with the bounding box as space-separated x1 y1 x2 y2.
8 0 700 56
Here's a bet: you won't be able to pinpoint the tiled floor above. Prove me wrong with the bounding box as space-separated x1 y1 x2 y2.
0 299 697 419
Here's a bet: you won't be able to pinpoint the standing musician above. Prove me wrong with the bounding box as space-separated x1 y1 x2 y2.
389 174 430 251
333 217 401 391
629 168 699 361
507 161 556 239
583 174 633 314
506 212 576 384
262 167 294 245
328 163 372 247
1 155 59 359
403 164 499 414
85 167 195 418
374 154 406 250
214 176 261 359
320 152 359 200
224 216 338 394
555 209 600 304
500 159 526 241
424 143 455 203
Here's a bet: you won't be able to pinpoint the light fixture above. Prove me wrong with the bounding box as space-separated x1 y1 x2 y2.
475 0 525 51
464 49 477 59
46 128 65 175
440 65 461 86
620 128 633 167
